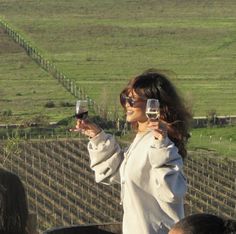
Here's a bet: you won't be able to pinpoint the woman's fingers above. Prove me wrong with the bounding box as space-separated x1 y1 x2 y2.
148 120 168 140
72 119 102 138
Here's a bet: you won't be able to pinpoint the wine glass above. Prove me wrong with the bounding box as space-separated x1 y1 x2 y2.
75 100 88 119
145 99 160 120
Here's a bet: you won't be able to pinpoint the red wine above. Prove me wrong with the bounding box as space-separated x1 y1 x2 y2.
75 111 88 119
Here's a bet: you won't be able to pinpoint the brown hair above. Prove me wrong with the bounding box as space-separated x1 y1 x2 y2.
120 69 192 158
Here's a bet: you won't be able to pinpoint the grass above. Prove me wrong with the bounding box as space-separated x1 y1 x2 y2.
0 0 236 156
0 27 76 123
1 0 236 120
188 125 236 158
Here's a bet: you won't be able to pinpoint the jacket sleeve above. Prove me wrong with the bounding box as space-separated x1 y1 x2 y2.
87 131 123 184
148 137 187 203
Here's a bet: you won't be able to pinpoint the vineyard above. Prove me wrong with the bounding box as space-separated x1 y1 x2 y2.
0 137 235 233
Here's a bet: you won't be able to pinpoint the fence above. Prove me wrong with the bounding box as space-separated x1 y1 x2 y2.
193 115 236 128
185 150 236 219
0 18 110 120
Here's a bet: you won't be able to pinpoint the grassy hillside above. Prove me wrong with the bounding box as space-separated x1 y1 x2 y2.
1 0 236 121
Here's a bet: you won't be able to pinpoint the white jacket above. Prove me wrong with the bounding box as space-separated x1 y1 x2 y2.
88 130 187 234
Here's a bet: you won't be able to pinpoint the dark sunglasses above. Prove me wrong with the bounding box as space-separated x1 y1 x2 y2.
121 94 145 107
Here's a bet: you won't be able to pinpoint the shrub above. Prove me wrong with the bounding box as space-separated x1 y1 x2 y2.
2 109 12 116
22 114 50 127
59 101 74 107
45 100 55 108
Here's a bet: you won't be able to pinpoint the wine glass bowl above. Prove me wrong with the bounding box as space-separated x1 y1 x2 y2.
145 99 160 120
75 100 88 119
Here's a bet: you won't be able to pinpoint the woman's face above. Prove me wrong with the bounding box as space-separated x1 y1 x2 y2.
124 91 147 123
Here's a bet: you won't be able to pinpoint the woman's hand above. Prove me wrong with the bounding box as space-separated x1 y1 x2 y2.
70 119 102 138
148 119 168 141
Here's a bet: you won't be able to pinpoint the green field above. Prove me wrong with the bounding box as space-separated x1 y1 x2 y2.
0 0 236 157
0 27 76 123
188 125 236 158
1 0 236 122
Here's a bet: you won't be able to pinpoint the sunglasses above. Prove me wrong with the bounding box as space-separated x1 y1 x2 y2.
121 94 145 107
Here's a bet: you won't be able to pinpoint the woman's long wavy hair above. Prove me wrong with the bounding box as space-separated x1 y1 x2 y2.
0 168 28 234
120 69 192 159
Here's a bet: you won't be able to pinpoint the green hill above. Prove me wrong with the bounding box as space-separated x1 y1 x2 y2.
1 0 236 124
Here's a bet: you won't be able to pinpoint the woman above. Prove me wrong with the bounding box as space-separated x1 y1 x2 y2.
168 213 236 234
0 168 29 234
75 69 192 234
